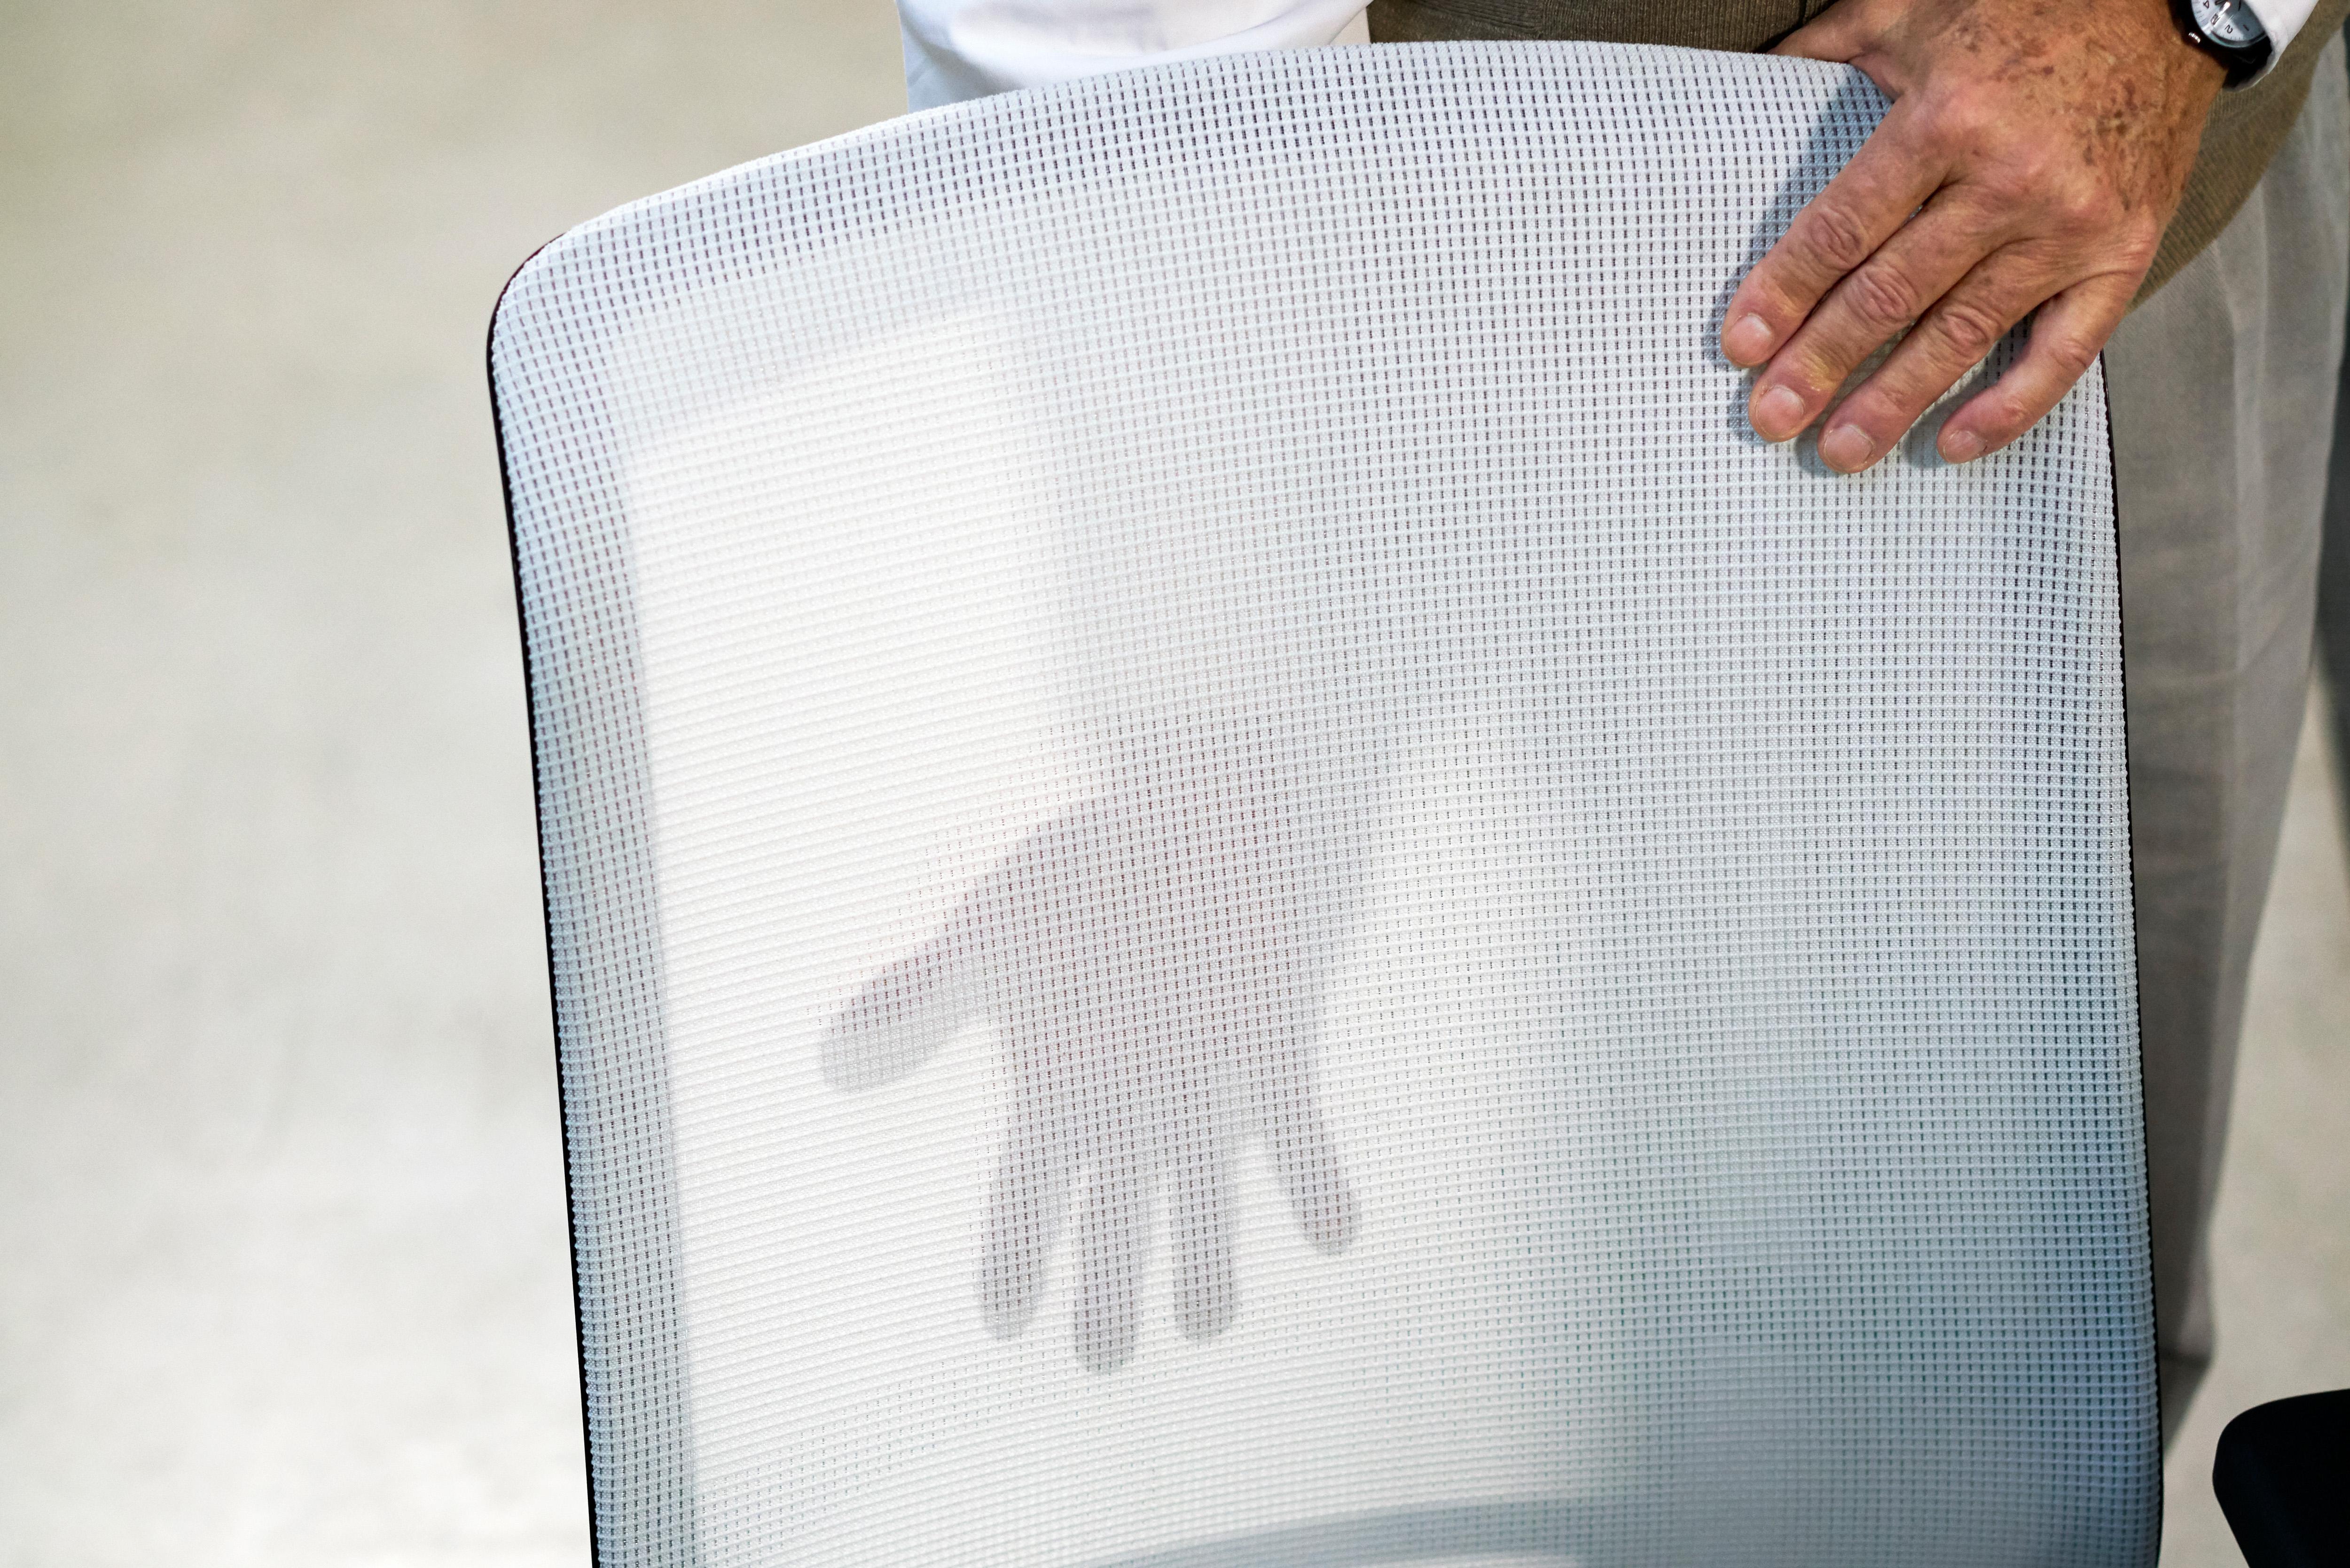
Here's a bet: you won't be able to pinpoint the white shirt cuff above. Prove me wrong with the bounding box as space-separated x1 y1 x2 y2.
2237 0 2316 83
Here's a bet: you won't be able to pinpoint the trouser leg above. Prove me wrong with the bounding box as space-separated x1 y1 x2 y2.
2099 28 2350 1445
2317 36 2350 792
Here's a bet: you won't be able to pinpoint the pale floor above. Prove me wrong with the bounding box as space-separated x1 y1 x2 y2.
0 5 2343 1565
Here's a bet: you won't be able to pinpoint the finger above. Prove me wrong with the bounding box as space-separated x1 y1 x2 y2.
1071 1150 1152 1373
1806 245 2076 471
825 817 1066 1091
1167 1136 1237 1341
1770 0 1876 63
1263 1071 1357 1254
1933 277 2127 463
1721 105 1946 376
1743 193 2012 451
976 1109 1072 1340
821 925 974 1090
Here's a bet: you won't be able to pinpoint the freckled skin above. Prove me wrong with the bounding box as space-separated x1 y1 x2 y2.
1721 0 2225 471
1894 3 2209 212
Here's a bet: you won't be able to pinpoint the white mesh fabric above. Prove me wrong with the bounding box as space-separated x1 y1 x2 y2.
490 41 2157 1568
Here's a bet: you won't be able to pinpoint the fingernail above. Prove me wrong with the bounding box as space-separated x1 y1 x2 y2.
1724 312 1775 364
1939 427 1984 463
1819 423 1874 472
1751 384 1807 441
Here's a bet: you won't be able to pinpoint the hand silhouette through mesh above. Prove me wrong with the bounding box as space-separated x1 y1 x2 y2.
822 732 1365 1372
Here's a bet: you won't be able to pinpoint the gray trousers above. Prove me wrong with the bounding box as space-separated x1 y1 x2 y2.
2103 29 2350 1439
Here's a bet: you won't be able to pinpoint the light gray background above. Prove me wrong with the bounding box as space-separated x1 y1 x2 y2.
0 4 2340 1564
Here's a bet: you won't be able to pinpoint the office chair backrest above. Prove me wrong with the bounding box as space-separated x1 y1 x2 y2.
490 42 2157 1568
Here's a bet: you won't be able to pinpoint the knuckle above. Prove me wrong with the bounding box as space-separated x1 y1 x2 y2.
2039 328 2101 383
1867 360 1958 428
2049 182 2120 235
1837 389 1915 441
2007 160 2067 212
2004 235 2071 275
1910 91 1962 142
1798 200 1878 275
2107 220 2163 274
1929 297 2009 362
1766 354 1835 405
1982 396 2034 439
1840 262 1924 331
1919 86 1998 148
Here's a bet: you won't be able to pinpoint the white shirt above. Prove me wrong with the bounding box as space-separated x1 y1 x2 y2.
901 0 1371 110
2240 0 2319 77
898 0 2312 111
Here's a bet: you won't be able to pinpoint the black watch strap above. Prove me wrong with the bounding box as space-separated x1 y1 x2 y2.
2168 0 2274 86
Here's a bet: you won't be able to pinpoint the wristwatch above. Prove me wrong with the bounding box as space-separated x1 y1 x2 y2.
2169 0 2273 87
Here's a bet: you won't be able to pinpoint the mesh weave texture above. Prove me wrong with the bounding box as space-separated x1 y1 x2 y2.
491 41 2157 1568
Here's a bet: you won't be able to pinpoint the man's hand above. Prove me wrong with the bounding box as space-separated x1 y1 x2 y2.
1721 0 2225 471
822 735 1361 1373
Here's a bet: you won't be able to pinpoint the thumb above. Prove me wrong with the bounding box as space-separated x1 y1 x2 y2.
820 925 974 1089
1771 0 1874 61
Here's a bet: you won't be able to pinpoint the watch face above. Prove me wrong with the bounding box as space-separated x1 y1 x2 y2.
2189 0 2265 47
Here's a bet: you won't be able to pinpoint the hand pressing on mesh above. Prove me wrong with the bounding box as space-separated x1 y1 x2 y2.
821 744 1362 1372
1722 0 2227 471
